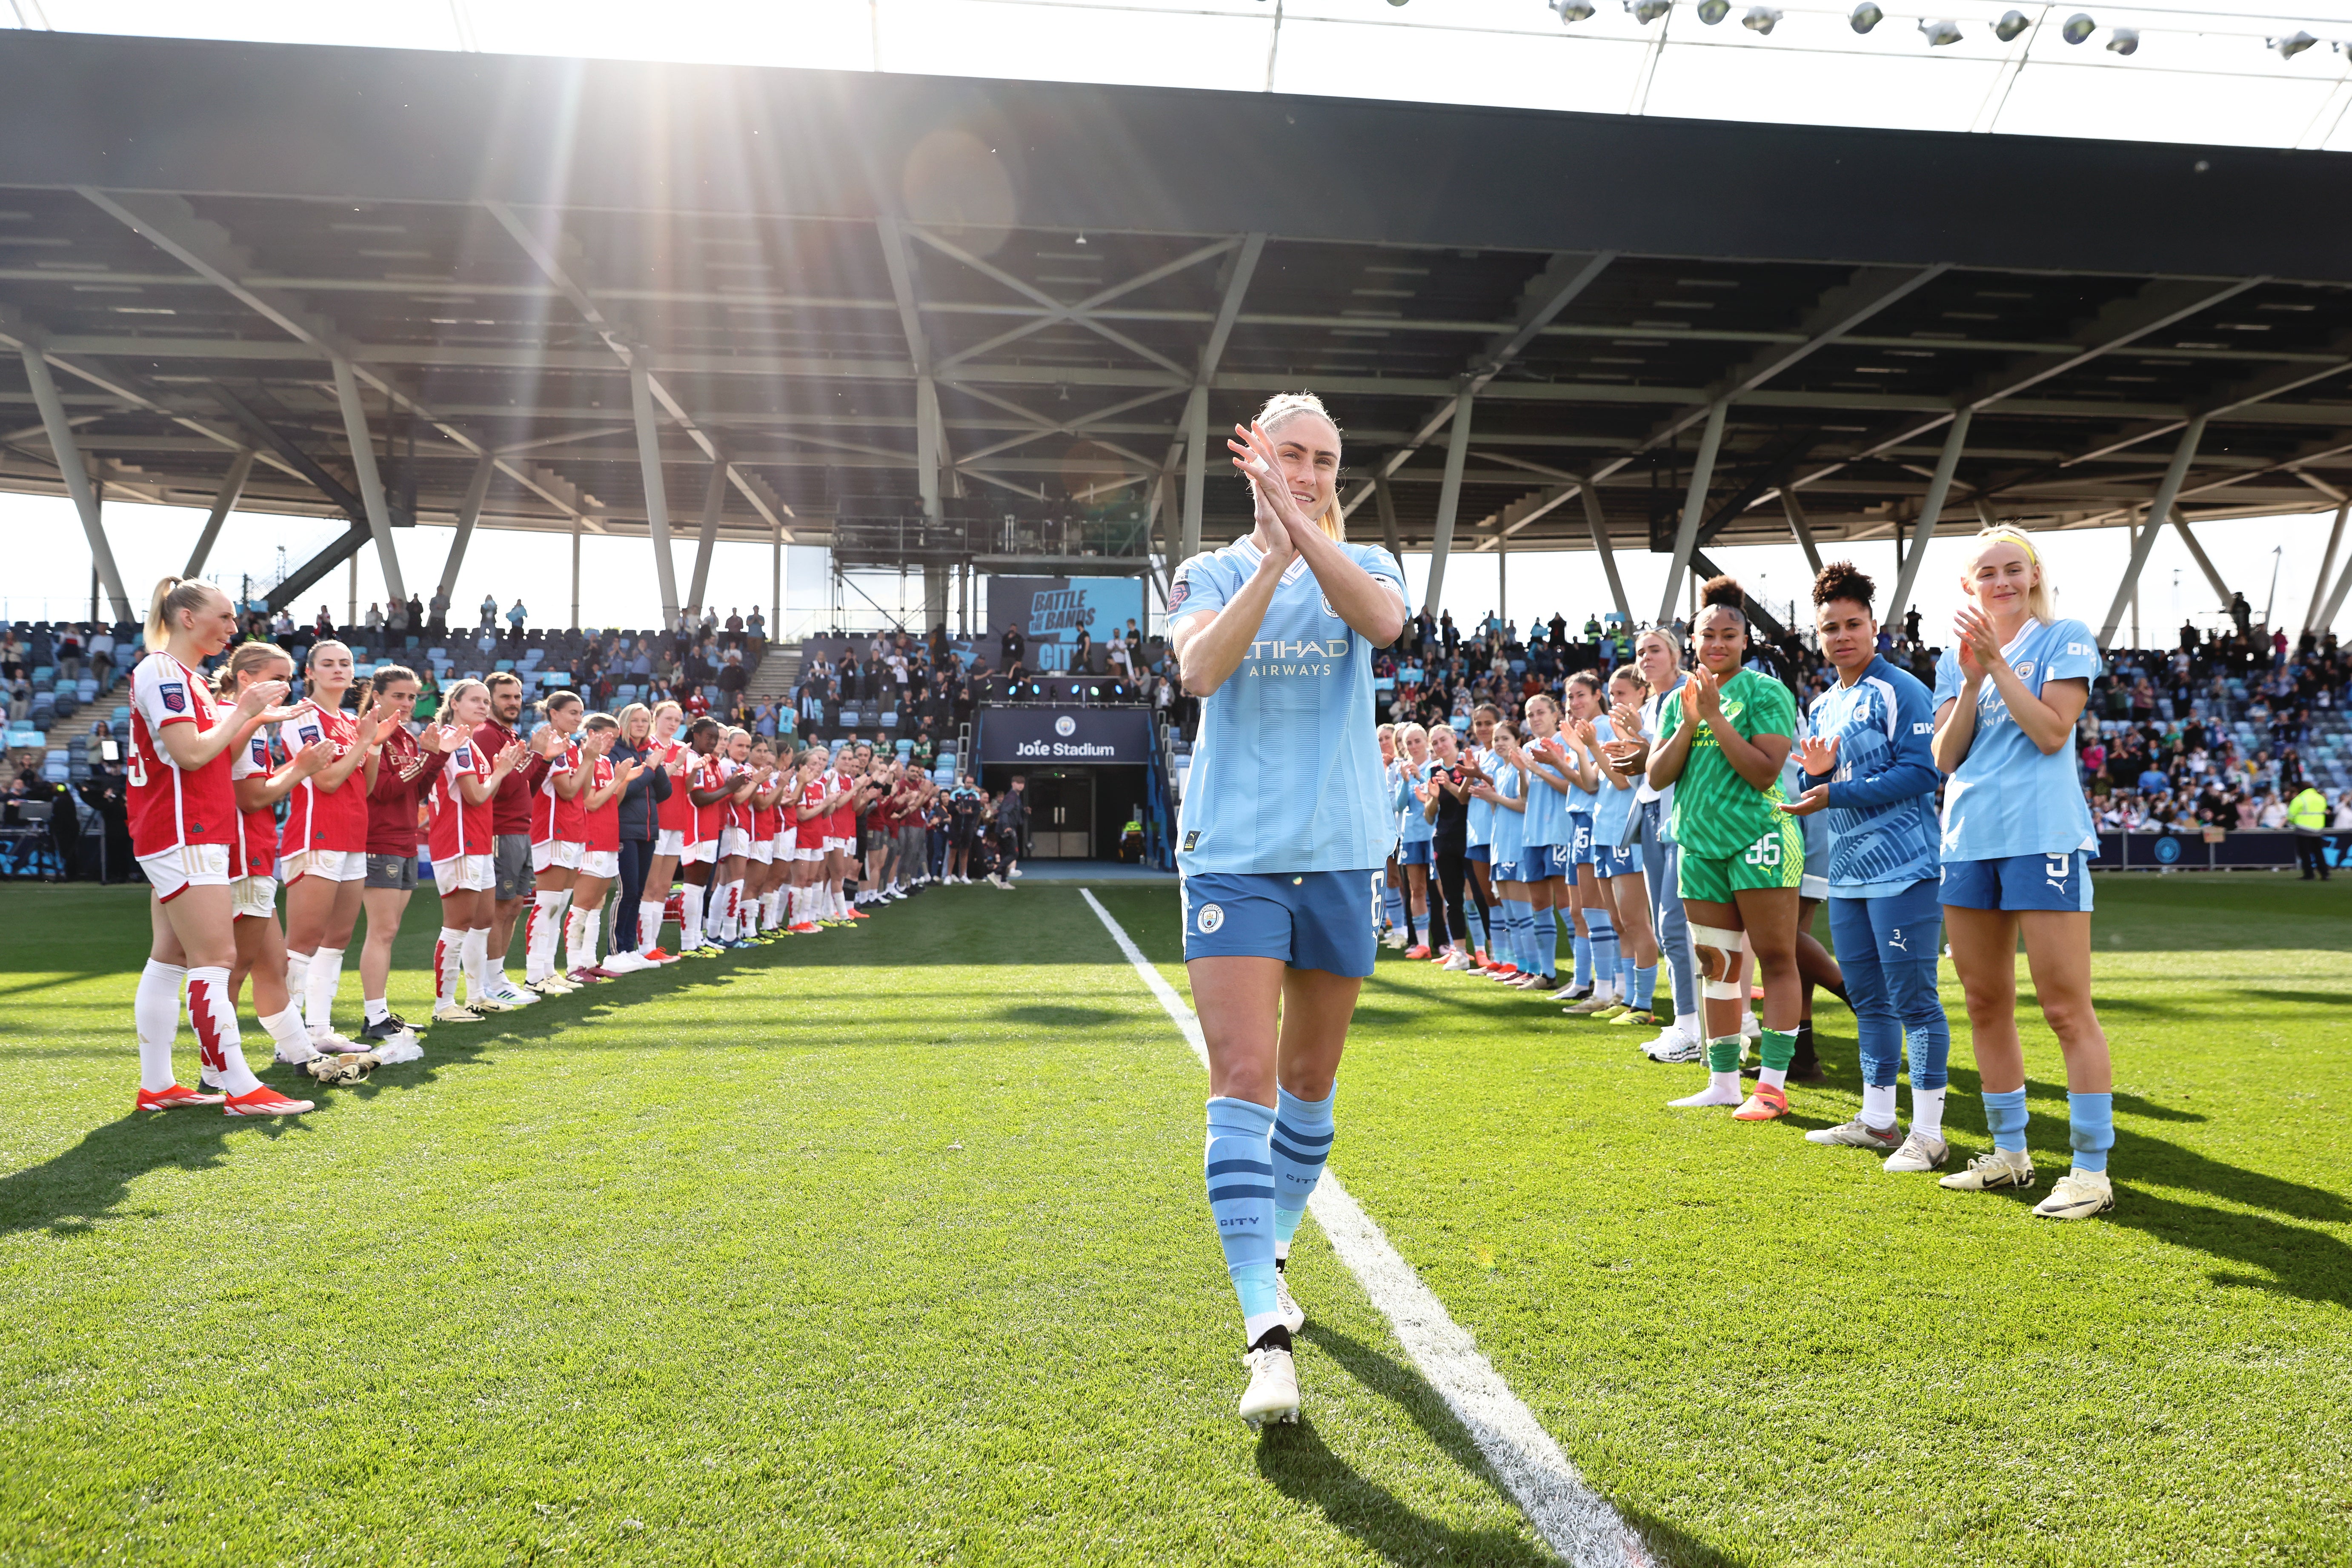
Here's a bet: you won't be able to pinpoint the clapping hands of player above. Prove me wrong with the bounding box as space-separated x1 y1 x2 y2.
355 699 396 739
1796 733 1839 777
1228 421 1305 567
493 739 528 772
1568 718 1598 752
1684 661 1723 722
421 721 463 752
292 741 334 776
532 725 567 757
1608 699 1644 738
1953 607 2002 680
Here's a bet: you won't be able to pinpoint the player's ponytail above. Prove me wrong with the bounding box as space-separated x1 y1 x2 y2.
144 576 212 654
535 690 581 720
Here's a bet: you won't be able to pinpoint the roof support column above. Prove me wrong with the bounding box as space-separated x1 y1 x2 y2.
773 522 784 647
2313 531 2352 638
1373 474 1402 564
570 514 582 633
19 346 132 622
1579 480 1632 628
1657 401 1728 626
1782 489 1823 576
1497 533 1508 629
438 453 495 606
329 356 407 604
2169 509 2234 611
2099 415 2207 649
183 449 255 578
629 359 681 628
687 457 727 616
1423 390 1475 615
1179 385 1210 564
915 375 943 527
1886 408 1971 630
2301 500 2349 638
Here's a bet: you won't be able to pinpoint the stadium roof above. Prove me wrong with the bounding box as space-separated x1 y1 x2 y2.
4 26 2352 636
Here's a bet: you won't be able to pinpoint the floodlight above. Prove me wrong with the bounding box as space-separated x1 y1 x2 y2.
1626 0 1671 22
1919 17 1962 45
2106 26 2137 53
1697 0 1729 22
1551 0 1597 20
1848 2 1883 32
1994 9 2029 41
1742 6 1781 32
2060 11 2094 43
2270 30 2315 58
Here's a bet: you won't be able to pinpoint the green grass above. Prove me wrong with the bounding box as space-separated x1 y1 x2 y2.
1 874 2347 1565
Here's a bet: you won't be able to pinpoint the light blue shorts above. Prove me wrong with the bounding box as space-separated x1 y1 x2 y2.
1181 870 1380 977
1940 851 2095 913
1593 841 1644 878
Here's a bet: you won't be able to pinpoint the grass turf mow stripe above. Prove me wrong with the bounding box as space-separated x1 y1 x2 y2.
1081 887 1643 1566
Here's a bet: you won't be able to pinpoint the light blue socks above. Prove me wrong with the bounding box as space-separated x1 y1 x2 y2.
1983 1087 2029 1153
1270 1084 1335 1259
1587 909 1618 993
2067 1092 2114 1173
1205 1097 1279 1334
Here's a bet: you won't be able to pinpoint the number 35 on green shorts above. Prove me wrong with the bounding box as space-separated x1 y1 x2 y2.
1677 816 1805 902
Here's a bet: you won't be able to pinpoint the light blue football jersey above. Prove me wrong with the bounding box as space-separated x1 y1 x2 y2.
1590 717 1637 848
1465 746 1496 847
1490 754 1525 864
1805 655 1943 896
1172 535 1406 875
1932 617 2100 863
1520 733 1574 847
1398 758 1436 845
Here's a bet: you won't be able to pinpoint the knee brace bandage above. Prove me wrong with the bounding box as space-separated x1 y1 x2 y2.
1689 922 1746 1000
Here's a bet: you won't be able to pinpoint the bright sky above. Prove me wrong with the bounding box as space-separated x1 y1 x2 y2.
7 2 2352 642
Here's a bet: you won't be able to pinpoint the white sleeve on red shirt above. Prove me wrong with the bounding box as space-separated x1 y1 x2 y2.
133 656 203 732
283 703 331 758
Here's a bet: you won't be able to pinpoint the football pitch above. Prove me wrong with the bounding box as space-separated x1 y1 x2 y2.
1 876 2346 1567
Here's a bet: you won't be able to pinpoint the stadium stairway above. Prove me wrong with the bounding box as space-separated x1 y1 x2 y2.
742 644 800 707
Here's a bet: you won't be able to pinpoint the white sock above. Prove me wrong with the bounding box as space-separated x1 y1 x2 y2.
1912 1086 1948 1140
463 927 492 1001
1860 1082 1899 1130
565 907 595 971
638 899 666 953
764 889 782 928
679 882 705 949
284 949 312 1025
260 1006 311 1055
435 928 466 1007
134 959 186 1092
185 966 261 1096
1675 1010 1701 1040
724 880 745 939
526 891 569 981
304 945 345 1035
1759 1066 1788 1091
363 996 390 1026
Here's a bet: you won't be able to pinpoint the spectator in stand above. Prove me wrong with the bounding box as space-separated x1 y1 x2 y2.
506 599 528 643
57 625 84 681
724 608 745 648
746 606 766 660
364 603 387 634
313 606 337 641
480 593 499 630
406 591 426 632
87 624 117 688
428 588 450 633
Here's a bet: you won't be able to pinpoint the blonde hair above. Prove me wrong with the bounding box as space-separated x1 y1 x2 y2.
211 641 293 700
618 701 653 740
443 678 490 718
1966 525 2054 622
1254 391 1347 542
1398 722 1429 747
144 576 216 654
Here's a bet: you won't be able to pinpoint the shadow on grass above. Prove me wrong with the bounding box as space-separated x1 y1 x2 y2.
994 1003 1127 1029
0 1110 310 1237
2107 1188 2352 1309
1272 1322 1725 1568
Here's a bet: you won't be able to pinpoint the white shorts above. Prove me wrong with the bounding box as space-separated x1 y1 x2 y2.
796 844 825 863
433 853 495 896
531 839 585 873
580 848 619 879
1801 872 1829 901
825 835 851 854
749 841 774 865
679 837 714 867
282 847 367 884
141 843 232 902
655 827 686 857
719 826 750 858
231 874 278 921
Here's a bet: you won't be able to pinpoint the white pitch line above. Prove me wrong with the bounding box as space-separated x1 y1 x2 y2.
1079 888 1649 1568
